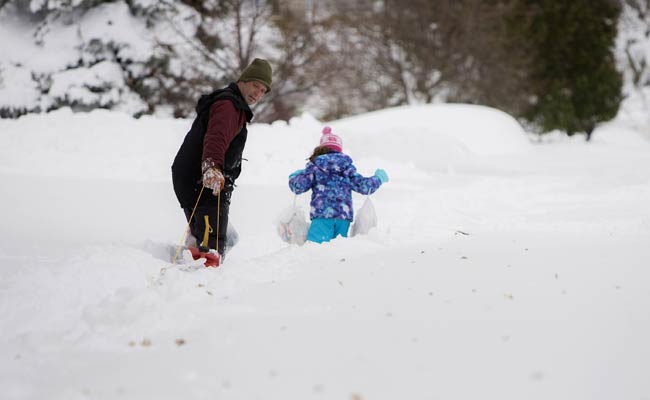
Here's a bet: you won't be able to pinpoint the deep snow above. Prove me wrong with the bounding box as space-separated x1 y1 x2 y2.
1 104 649 400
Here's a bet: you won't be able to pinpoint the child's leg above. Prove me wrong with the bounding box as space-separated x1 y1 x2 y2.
334 219 351 238
307 219 336 243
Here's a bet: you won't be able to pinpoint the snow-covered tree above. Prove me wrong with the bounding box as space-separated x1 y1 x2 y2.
519 0 623 139
0 0 338 121
618 0 650 137
0 0 157 117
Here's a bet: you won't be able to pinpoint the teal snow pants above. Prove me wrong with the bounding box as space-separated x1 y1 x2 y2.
307 218 351 243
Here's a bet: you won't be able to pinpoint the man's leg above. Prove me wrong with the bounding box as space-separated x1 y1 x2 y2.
184 189 232 255
181 208 198 248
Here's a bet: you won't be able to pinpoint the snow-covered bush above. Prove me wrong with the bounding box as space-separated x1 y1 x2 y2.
0 0 337 120
616 1 650 137
0 0 152 116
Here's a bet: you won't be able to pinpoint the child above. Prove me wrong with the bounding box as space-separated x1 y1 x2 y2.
288 126 389 243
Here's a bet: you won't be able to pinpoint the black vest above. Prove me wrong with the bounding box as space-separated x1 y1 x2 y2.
171 83 253 208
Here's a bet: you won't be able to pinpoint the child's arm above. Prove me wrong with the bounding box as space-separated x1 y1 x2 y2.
347 165 384 195
288 165 314 194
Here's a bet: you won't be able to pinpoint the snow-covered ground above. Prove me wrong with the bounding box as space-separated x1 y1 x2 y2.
1 105 649 400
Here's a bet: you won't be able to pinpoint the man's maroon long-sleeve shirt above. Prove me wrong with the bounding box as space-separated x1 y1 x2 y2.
202 100 247 171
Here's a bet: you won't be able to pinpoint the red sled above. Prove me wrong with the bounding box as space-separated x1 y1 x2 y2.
188 246 221 267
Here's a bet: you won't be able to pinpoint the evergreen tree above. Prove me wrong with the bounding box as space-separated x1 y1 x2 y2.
522 0 623 139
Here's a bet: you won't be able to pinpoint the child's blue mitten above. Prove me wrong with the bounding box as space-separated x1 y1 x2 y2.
374 169 389 183
289 169 304 179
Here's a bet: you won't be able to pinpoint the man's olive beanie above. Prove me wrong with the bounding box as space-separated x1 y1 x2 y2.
238 58 272 92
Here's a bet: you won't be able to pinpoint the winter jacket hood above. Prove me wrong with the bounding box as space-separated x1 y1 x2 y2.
312 152 353 173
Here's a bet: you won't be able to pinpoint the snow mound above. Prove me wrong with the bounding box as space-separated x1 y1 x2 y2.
0 107 188 181
330 104 532 171
0 104 532 182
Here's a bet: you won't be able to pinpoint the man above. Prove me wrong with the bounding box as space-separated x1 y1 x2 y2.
172 58 272 266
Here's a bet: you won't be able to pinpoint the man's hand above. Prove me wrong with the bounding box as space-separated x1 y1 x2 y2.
202 159 225 195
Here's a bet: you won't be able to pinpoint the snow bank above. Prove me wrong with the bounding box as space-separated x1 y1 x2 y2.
0 108 187 181
0 104 535 182
330 104 532 172
230 103 535 186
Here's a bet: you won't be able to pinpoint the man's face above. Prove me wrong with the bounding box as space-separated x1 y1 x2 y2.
237 80 268 105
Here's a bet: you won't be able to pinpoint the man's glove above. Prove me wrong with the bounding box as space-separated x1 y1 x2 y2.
202 159 225 194
288 169 304 179
374 169 389 183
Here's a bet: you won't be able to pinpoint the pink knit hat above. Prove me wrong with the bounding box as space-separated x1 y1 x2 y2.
319 126 342 152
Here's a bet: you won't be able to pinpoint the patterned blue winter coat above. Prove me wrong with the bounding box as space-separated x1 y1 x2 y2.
289 152 382 221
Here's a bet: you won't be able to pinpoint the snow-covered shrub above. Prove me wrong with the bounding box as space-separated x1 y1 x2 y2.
617 0 650 137
0 63 43 117
0 0 333 120
0 0 153 116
